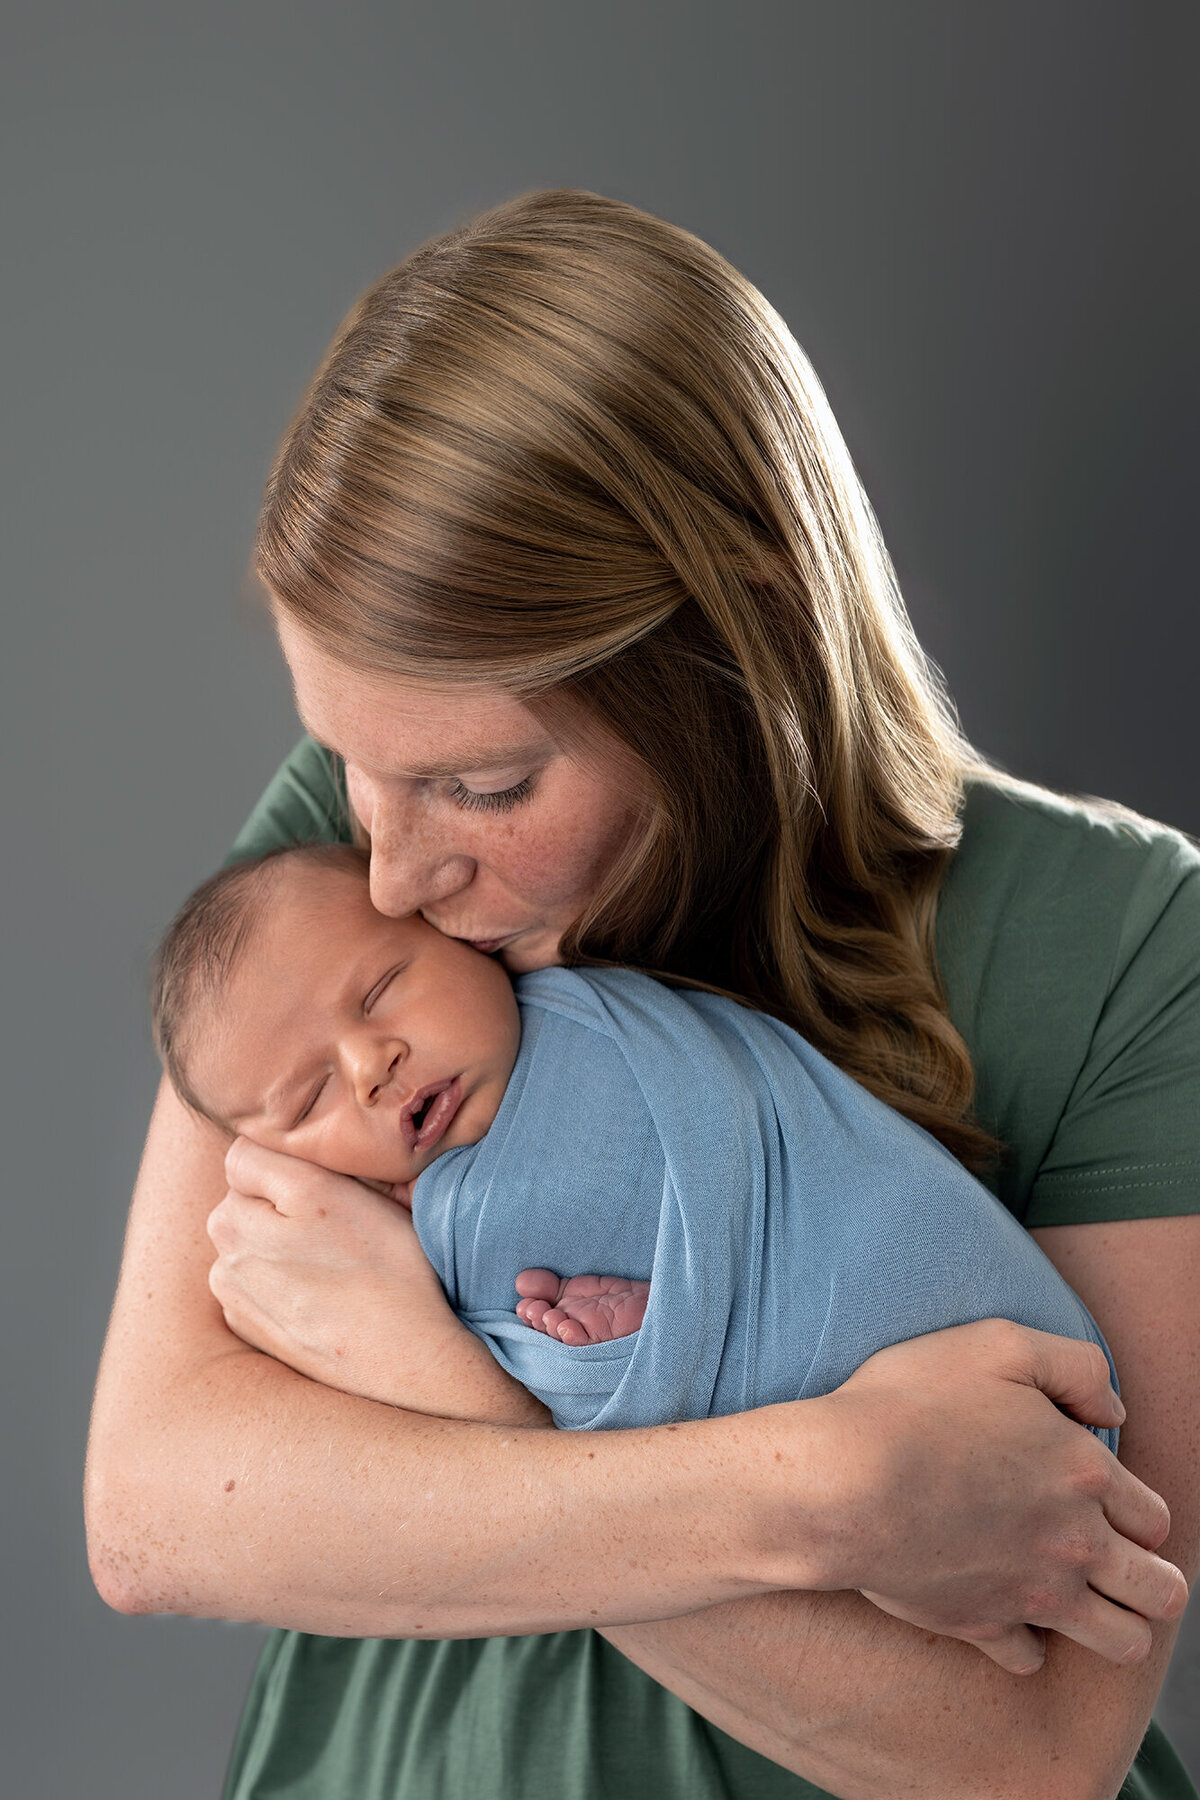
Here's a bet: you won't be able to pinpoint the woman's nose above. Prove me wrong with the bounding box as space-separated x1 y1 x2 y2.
348 772 477 919
348 1037 407 1107
369 848 476 919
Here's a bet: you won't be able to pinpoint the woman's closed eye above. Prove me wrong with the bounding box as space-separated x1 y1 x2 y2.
447 774 535 814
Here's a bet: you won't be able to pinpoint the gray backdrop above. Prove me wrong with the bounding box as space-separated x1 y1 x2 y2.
3 3 1196 1794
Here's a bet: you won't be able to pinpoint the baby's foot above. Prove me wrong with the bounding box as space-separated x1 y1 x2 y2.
514 1269 650 1346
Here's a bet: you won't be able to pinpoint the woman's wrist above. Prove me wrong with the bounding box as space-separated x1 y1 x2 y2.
698 1396 854 1592
554 1400 847 1607
384 1315 554 1427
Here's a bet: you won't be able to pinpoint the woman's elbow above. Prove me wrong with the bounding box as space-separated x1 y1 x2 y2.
85 1502 160 1615
87 1531 157 1616
83 1450 189 1618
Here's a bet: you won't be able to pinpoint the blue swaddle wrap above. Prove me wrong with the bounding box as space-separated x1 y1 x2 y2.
412 967 1118 1447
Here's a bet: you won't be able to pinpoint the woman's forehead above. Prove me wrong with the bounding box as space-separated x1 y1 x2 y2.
276 616 548 775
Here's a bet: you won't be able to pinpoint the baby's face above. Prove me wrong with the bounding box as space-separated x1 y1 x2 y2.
188 861 521 1187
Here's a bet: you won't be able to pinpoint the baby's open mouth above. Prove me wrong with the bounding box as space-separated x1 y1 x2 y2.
400 1077 463 1153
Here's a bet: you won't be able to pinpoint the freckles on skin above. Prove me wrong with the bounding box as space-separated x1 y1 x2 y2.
476 768 633 903
276 616 652 969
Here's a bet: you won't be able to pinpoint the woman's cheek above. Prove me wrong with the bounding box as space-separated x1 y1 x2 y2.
548 793 645 905
492 820 578 903
507 773 640 907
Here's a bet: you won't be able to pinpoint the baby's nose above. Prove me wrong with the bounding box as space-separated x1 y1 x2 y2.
354 1042 405 1105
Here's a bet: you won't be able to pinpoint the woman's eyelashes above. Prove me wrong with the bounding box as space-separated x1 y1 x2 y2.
446 774 535 814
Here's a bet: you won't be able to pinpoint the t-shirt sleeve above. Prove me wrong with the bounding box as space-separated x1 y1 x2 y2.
1025 832 1200 1226
224 736 353 864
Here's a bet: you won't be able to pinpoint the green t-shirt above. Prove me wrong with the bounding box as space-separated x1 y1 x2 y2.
222 743 1200 1800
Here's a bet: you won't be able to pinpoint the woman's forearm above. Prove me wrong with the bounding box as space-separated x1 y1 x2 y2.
600 1217 1200 1800
84 1081 837 1633
86 1082 1184 1668
602 1590 1184 1800
88 1332 820 1635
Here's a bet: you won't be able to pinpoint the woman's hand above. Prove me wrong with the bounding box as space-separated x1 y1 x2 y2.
207 1136 548 1425
207 1143 1187 1667
804 1319 1187 1673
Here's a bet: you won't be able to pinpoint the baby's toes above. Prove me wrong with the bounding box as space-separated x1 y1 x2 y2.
555 1316 593 1347
517 1298 552 1333
515 1268 565 1302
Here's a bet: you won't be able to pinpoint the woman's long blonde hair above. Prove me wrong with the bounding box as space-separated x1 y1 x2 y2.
256 189 998 1167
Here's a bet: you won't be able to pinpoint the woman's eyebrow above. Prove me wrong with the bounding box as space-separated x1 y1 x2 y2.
401 741 552 777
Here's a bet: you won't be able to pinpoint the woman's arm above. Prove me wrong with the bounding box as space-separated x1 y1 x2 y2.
85 1080 834 1632
601 1215 1200 1800
222 1161 1190 1800
87 1082 1182 1673
203 1147 551 1430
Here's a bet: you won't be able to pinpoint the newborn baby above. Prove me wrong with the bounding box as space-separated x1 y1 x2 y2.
155 841 648 1347
154 842 1119 1439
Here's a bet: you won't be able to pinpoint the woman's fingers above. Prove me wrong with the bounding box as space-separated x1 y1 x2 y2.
965 1626 1047 1677
965 1538 1186 1669
1086 1533 1189 1633
949 1597 1162 1679
858 1587 1050 1674
859 1507 1188 1672
819 1320 1188 1667
1012 1323 1179 1564
862 1588 1060 1676
1102 1455 1173 1552
1049 1599 1152 1668
224 1134 341 1215
207 1187 282 1254
1014 1324 1126 1430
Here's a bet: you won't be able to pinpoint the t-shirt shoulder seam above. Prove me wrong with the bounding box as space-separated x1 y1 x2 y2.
1025 1194 1200 1225
1034 1157 1200 1183
1032 1173 1200 1198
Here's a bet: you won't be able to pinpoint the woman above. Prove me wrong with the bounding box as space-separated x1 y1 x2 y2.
86 190 1199 1799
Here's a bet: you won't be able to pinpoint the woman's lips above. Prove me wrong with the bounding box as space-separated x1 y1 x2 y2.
400 1076 464 1152
464 933 518 954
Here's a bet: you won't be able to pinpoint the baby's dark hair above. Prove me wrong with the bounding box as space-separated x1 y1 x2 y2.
150 841 370 1122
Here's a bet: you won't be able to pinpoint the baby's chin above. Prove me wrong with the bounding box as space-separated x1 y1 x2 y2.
337 1142 462 1194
